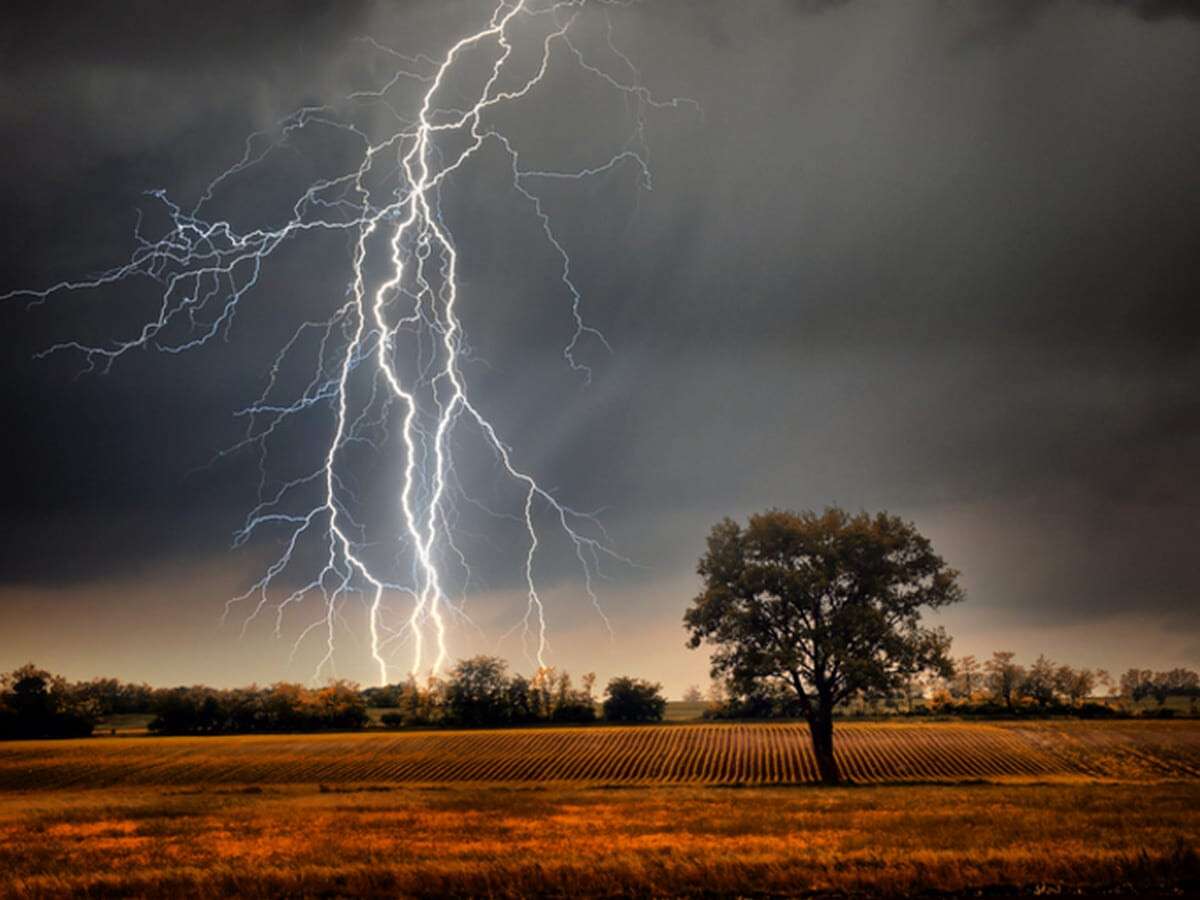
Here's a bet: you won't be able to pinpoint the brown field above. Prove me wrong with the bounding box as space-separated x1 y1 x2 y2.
2 782 1197 897
2 721 1198 897
2 719 1198 789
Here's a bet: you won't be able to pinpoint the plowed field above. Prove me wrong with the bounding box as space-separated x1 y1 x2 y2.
2 720 1196 789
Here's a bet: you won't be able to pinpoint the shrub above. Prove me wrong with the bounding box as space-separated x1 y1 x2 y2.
551 699 597 723
602 677 666 722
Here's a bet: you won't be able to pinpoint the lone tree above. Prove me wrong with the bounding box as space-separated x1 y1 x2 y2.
684 508 963 783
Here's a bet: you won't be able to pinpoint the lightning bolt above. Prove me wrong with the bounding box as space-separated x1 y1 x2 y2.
3 0 695 685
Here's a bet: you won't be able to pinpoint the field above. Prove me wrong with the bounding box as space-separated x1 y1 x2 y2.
2 721 1198 897
5 719 1198 789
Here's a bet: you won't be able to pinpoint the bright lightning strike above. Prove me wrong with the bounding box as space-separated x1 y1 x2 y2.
4 1 695 684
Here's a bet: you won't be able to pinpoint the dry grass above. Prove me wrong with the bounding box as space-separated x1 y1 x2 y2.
2 720 1197 789
1 722 1197 896
0 782 1196 897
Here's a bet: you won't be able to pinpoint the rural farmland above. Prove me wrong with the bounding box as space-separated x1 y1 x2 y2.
4 0 1200 895
2 747 1198 897
3 720 1198 790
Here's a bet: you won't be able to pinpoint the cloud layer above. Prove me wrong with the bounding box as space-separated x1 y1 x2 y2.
1 0 1198 687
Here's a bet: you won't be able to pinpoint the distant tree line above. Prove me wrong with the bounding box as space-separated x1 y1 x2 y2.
0 657 667 739
365 657 666 727
1117 668 1200 711
71 676 156 715
704 652 1199 720
931 654 1198 717
6 650 1191 741
148 681 369 734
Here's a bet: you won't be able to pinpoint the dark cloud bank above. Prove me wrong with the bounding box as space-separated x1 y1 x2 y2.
1 1 1197 688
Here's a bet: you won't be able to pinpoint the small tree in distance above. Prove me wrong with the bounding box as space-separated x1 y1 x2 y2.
603 677 666 722
1022 655 1058 709
684 508 963 784
1054 665 1096 707
985 652 1024 711
951 655 982 701
444 656 510 727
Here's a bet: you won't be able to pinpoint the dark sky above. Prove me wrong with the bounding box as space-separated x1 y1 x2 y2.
2 0 1198 692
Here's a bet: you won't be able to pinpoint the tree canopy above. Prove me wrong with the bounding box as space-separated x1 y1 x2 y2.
602 677 667 723
684 507 963 782
0 664 96 739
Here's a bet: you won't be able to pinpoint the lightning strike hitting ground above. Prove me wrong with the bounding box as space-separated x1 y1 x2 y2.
4 1 694 685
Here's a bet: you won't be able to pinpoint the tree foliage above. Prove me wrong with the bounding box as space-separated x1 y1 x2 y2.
444 656 512 727
685 508 962 782
0 664 96 739
148 680 369 735
1121 668 1200 707
602 677 667 722
985 651 1024 711
378 659 599 728
1022 654 1058 709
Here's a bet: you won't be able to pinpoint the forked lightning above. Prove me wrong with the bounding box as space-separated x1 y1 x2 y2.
3 0 695 684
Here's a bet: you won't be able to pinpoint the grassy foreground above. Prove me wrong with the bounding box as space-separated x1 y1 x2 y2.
1 782 1197 897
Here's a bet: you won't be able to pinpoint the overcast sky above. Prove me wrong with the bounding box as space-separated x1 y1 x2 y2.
2 0 1198 694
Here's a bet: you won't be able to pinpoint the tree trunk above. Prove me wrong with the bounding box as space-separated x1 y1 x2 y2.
807 710 840 785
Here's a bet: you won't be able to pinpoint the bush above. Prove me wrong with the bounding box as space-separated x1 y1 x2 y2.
602 677 666 723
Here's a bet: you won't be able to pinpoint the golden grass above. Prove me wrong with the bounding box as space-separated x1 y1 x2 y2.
0 782 1196 897
2 720 1197 789
2 722 1197 896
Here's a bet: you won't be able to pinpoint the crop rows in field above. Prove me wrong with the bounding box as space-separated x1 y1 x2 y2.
1 721 1197 790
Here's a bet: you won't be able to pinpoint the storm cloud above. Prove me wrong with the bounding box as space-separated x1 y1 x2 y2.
1 0 1198 690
